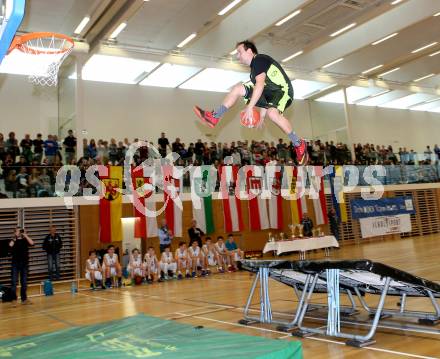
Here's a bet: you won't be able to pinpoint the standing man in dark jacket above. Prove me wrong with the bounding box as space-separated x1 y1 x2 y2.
328 208 340 241
188 219 204 248
9 228 34 306
300 213 314 237
43 226 62 280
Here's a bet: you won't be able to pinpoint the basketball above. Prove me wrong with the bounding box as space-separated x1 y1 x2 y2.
240 108 261 128
134 275 143 285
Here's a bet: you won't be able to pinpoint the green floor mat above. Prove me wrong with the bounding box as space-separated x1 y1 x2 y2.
0 313 302 358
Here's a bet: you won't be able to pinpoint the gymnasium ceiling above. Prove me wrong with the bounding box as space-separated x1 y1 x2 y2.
5 0 440 110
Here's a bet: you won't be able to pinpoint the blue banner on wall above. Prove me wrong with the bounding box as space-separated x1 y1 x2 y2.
350 197 415 219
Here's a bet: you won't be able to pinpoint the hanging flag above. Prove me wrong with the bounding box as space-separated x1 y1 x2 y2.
99 165 123 243
328 165 348 222
268 169 283 229
131 165 158 238
190 166 215 234
285 166 307 224
219 165 244 232
309 166 328 225
242 166 269 231
163 165 183 237
243 167 269 231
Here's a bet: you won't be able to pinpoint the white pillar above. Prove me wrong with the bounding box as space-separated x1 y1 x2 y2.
75 56 86 161
342 87 356 162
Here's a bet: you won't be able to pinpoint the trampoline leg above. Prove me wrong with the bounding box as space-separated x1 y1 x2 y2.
239 273 260 325
292 274 319 338
341 290 359 316
277 275 311 332
418 291 440 325
346 277 391 347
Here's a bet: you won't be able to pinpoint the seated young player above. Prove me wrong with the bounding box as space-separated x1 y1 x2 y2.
102 245 122 288
225 234 244 271
201 237 218 275
127 248 144 282
160 245 177 280
144 247 161 283
175 242 190 279
215 236 229 273
188 240 204 277
85 250 103 289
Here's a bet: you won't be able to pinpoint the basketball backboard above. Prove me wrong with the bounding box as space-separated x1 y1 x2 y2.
0 0 25 64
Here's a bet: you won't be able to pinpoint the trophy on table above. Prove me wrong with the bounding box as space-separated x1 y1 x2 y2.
312 227 319 237
268 232 275 242
279 232 285 241
297 224 304 238
288 224 295 239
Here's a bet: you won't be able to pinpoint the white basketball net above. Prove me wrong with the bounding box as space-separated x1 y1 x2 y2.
17 34 73 87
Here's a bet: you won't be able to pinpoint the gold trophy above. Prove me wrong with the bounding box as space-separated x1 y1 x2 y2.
288 224 295 239
297 224 304 238
312 228 319 237
279 232 285 241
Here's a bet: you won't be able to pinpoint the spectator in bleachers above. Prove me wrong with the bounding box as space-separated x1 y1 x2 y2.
20 134 33 163
63 130 77 164
434 144 440 162
0 133 5 161
16 166 29 198
6 132 19 159
44 135 58 165
43 226 63 280
87 139 97 159
194 139 204 164
108 138 118 164
158 132 170 158
33 134 44 163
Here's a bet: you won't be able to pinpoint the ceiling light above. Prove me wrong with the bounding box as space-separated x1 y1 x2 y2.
433 11 440 16
378 67 400 77
411 42 438 54
109 22 127 39
413 73 436 82
361 64 383 75
330 23 356 37
372 32 398 46
177 33 197 48
391 0 403 5
218 0 241 16
230 49 237 55
282 50 303 63
74 17 90 35
429 50 440 57
322 58 343 69
275 9 301 26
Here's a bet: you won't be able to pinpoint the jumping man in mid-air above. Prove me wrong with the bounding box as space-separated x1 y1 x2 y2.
194 40 308 165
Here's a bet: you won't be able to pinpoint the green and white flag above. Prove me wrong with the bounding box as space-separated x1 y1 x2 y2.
191 166 215 234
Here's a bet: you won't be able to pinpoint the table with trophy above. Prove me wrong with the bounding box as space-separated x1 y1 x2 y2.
263 224 339 259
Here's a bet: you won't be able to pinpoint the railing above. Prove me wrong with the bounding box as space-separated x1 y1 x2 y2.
1 164 440 199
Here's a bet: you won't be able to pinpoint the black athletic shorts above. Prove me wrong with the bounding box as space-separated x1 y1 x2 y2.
243 83 293 113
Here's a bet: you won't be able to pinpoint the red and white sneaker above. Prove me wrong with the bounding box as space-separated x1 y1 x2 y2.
295 139 309 165
193 106 219 128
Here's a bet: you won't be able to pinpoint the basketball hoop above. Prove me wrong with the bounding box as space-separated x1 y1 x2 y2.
8 32 74 86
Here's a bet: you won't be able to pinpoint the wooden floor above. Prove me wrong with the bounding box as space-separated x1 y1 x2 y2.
2 235 440 358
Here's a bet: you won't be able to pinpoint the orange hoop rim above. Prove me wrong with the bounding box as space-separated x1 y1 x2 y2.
8 32 74 55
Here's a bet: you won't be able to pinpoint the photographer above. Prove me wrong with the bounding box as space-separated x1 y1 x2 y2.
43 226 62 280
9 228 34 306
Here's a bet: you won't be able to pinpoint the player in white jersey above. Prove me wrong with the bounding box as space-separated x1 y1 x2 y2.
214 236 228 273
188 241 204 277
128 248 144 280
175 242 190 279
144 247 160 283
160 245 177 280
201 237 218 275
85 250 103 289
102 245 122 287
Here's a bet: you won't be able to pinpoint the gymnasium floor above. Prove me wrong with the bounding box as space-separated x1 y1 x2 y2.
2 235 440 358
